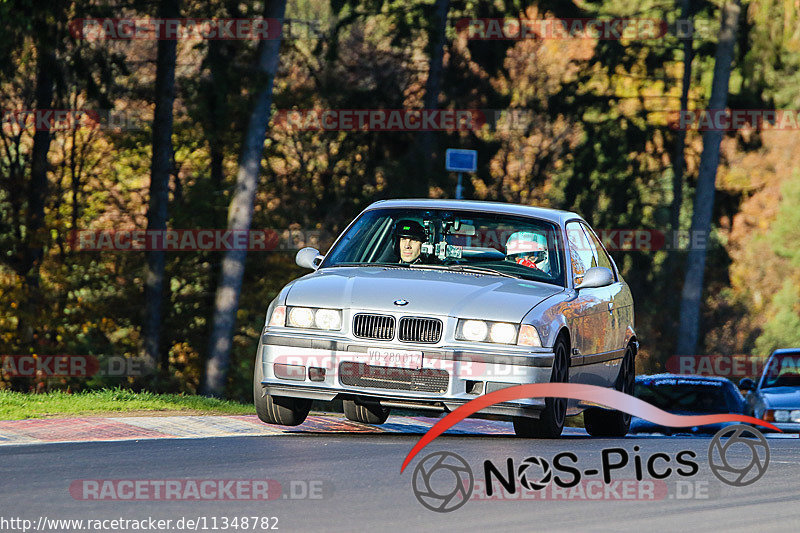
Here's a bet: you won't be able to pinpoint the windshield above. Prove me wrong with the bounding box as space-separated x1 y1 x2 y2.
322 207 566 286
634 380 732 414
761 352 800 388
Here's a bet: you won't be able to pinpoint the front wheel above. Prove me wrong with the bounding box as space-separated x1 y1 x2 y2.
253 355 312 426
584 342 636 437
343 400 390 424
513 335 569 438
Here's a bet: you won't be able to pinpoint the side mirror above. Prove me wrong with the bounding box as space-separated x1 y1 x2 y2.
296 247 323 270
575 267 614 289
738 377 756 391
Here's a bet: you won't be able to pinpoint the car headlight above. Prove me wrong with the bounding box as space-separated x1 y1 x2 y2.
288 307 315 328
490 322 517 344
285 306 342 331
774 409 790 423
314 308 342 330
459 320 489 341
791 410 800 423
456 320 518 344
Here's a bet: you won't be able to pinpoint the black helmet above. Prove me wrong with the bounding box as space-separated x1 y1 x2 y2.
394 219 427 242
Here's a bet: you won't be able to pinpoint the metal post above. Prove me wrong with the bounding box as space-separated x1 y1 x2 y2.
455 172 463 199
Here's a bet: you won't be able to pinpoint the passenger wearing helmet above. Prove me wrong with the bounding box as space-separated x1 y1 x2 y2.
394 220 427 264
506 231 548 271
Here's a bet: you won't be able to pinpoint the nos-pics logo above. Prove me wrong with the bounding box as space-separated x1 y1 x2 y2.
411 424 770 513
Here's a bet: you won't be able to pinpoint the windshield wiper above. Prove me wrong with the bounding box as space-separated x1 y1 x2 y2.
332 262 521 279
443 264 521 279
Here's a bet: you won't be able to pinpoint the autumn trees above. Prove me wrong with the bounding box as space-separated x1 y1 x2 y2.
2 0 799 396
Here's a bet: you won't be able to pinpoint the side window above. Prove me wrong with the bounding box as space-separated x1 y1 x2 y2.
581 224 617 281
566 221 594 284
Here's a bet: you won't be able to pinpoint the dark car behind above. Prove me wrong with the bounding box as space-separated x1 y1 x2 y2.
739 348 800 432
630 374 747 435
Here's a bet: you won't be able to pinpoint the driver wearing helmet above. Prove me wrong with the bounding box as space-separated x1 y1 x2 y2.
506 231 548 271
394 220 427 264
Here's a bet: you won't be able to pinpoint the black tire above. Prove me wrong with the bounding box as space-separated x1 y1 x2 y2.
513 335 569 438
584 342 636 437
253 355 312 426
343 399 390 425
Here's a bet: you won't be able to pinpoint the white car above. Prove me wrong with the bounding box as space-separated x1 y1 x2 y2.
254 199 637 437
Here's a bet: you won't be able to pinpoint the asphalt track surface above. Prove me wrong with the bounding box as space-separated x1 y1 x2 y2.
1 421 798 533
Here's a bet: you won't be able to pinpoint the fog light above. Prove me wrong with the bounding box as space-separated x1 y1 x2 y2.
465 380 483 395
308 367 326 382
274 363 305 381
486 382 518 393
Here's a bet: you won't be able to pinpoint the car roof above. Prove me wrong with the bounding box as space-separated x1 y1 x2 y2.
771 348 800 356
636 373 733 385
365 199 583 226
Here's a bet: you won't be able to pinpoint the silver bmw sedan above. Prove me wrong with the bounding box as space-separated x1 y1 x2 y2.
254 199 637 438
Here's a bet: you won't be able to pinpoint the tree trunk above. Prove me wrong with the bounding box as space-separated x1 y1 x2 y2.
676 0 741 356
406 0 449 198
200 34 234 387
203 0 287 397
25 49 55 288
143 0 180 374
670 0 694 234
18 47 56 345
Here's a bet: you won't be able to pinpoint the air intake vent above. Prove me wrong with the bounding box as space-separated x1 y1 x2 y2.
398 317 442 344
352 314 395 340
339 362 448 393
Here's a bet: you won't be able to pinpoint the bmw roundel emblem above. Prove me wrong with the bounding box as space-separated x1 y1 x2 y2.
394 299 409 306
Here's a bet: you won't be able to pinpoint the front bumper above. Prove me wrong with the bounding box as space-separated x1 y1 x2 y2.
763 421 800 433
258 329 561 419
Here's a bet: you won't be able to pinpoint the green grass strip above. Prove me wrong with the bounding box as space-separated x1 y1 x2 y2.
0 388 254 420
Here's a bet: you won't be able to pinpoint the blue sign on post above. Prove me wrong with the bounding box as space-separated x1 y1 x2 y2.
445 149 477 199
445 149 477 173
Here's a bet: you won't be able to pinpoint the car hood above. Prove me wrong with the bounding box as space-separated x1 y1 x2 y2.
758 386 800 408
284 266 564 322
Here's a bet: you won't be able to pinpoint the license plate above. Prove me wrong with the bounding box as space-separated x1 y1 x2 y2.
367 348 423 369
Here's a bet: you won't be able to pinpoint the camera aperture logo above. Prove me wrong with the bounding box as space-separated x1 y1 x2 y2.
411 452 473 513
517 456 552 491
708 424 769 487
